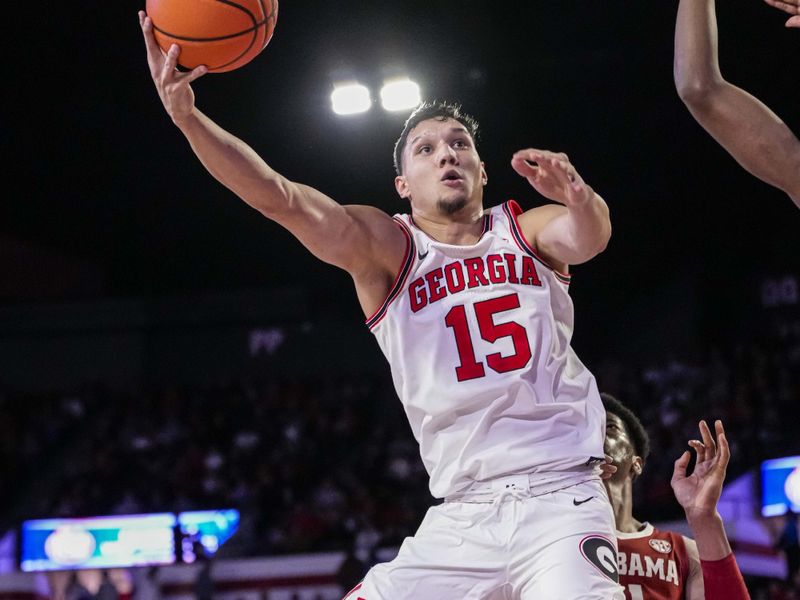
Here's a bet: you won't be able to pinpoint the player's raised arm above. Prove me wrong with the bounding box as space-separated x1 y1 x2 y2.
674 0 800 209
672 420 751 599
510 150 611 271
138 12 405 299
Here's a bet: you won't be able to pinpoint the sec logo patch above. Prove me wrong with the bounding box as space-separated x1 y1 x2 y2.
649 539 673 554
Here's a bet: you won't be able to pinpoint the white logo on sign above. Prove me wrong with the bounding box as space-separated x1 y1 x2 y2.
44 526 96 566
649 539 672 554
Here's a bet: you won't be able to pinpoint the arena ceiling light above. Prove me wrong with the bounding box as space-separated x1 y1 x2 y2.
380 78 421 112
331 83 372 116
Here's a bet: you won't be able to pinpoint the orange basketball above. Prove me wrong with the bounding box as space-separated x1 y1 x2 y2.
145 0 278 73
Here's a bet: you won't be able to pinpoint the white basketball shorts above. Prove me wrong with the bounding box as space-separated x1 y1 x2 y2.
343 478 624 600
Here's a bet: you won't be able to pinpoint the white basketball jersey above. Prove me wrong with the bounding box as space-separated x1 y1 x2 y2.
367 201 606 499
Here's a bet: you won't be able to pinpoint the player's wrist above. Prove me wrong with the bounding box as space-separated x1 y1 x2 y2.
173 107 199 130
566 188 600 210
685 509 723 530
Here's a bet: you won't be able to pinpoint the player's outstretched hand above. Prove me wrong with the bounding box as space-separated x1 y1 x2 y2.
763 0 800 27
671 420 730 523
139 11 208 125
511 150 595 207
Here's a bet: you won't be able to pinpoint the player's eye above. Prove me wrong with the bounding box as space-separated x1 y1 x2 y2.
453 139 467 149
418 145 431 154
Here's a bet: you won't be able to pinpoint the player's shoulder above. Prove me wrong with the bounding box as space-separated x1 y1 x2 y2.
342 204 412 276
649 526 697 558
342 204 410 243
343 203 398 224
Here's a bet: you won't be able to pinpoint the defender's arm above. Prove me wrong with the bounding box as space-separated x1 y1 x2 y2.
674 0 800 208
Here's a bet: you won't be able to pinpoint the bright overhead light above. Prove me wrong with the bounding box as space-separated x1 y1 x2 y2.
331 83 372 116
380 79 421 112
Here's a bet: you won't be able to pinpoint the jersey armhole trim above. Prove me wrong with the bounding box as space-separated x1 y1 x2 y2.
365 217 415 330
503 200 571 285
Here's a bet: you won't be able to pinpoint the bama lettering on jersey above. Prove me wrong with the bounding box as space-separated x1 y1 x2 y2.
367 200 606 499
617 523 699 600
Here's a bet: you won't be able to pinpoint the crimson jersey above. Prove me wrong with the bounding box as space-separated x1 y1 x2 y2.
617 523 704 600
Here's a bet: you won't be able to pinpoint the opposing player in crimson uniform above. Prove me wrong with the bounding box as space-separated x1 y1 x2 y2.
602 393 704 599
603 393 751 599
140 11 622 598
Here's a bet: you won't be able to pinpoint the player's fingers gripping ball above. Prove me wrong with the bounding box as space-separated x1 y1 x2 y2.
145 0 278 73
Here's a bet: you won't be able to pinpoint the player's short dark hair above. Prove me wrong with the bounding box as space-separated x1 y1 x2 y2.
393 101 480 175
601 393 651 462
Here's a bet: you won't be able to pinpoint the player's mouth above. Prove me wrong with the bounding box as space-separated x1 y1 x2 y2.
441 170 464 187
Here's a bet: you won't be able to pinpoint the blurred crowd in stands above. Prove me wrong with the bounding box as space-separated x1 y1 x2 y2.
0 310 798 597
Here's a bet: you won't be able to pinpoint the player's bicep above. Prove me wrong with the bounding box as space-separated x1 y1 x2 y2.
261 180 402 274
516 205 571 273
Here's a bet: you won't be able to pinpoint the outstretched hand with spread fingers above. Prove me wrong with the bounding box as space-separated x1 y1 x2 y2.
138 11 208 125
511 149 595 207
671 420 730 522
763 0 800 27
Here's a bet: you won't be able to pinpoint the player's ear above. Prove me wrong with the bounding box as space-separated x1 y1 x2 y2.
631 456 644 480
481 162 488 186
395 175 410 199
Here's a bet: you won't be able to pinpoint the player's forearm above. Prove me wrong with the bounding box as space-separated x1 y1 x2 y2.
674 0 723 101
546 193 611 265
686 511 732 561
176 109 301 216
681 84 800 205
675 0 800 206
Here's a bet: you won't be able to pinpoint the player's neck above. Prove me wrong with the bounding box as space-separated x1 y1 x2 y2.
607 479 643 533
411 208 486 245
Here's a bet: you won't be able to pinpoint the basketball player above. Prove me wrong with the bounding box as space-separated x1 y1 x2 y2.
602 393 750 599
140 10 622 598
674 0 800 209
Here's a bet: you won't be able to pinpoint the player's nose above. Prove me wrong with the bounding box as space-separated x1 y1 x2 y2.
437 143 458 167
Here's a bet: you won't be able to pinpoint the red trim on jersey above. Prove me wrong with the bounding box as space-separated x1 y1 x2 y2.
481 212 492 235
341 582 363 600
503 200 571 284
365 218 415 330
700 553 751 600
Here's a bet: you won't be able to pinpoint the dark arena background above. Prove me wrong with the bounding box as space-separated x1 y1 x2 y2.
2 1 799 598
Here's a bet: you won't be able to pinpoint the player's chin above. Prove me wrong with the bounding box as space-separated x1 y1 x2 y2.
436 195 468 216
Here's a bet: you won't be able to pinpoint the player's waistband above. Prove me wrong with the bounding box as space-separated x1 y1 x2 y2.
444 466 600 504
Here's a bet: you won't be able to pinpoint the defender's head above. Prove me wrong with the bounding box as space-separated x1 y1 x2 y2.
601 393 650 483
